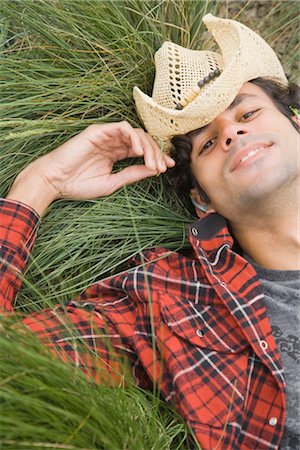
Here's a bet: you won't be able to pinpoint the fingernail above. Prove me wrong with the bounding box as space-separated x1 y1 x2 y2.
168 156 176 164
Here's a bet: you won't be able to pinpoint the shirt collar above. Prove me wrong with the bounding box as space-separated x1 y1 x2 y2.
188 213 235 257
189 213 228 240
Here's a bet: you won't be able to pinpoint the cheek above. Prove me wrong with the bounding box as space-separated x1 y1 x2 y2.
191 157 222 192
191 160 208 189
191 157 230 211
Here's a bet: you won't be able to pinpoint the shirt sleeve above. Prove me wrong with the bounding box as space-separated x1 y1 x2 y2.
0 199 40 314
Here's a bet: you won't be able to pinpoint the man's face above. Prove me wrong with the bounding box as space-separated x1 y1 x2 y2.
190 82 300 220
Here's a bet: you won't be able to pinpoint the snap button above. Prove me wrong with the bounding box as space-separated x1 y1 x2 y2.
220 281 227 288
260 340 268 350
191 227 198 236
269 417 277 426
196 329 204 337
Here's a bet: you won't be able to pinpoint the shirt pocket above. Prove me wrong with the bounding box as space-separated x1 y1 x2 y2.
160 296 249 427
161 296 249 353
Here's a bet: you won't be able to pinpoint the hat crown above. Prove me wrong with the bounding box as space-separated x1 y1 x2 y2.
152 43 223 109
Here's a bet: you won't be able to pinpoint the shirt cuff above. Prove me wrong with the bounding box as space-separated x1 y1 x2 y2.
0 198 40 255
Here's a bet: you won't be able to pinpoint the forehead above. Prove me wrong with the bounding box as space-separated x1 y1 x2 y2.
234 82 272 102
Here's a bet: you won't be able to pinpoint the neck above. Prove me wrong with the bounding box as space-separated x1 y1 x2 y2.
230 205 300 272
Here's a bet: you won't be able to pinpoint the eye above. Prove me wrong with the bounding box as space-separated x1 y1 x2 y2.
240 109 259 121
200 138 216 154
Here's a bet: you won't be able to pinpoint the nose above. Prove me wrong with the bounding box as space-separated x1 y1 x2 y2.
219 119 249 152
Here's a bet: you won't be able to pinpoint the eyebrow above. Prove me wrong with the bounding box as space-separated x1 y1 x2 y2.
228 93 258 110
190 93 259 139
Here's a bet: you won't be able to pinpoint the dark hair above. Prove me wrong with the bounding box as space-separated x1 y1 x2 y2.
167 77 300 207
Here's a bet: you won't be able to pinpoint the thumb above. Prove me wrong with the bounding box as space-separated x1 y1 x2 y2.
110 164 158 192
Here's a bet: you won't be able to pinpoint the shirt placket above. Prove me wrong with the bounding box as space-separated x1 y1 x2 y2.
188 216 286 447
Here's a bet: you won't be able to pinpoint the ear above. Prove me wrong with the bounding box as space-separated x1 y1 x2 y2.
190 188 215 219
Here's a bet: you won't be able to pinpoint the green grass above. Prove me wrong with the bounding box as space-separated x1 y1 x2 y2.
0 324 191 450
0 1 299 448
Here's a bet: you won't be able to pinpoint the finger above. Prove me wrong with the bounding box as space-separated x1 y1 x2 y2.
133 129 164 172
164 154 176 168
94 121 143 159
128 129 144 157
145 134 167 173
137 132 158 171
155 149 167 173
122 123 159 168
109 165 158 192
118 121 144 157
119 124 167 172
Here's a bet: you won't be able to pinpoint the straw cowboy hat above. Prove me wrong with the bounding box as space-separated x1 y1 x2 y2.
133 13 287 151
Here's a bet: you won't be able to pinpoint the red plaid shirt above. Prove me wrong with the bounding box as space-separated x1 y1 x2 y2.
0 199 286 449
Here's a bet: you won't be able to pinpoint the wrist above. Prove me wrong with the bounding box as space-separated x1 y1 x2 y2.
7 164 58 215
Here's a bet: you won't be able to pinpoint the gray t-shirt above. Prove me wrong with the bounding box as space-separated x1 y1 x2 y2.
249 260 300 449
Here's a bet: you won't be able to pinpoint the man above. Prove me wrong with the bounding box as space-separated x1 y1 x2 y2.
1 14 299 449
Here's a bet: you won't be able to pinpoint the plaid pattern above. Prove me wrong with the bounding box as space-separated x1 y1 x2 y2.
0 199 286 449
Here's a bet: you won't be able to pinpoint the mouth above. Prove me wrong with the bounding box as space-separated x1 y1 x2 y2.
230 143 273 172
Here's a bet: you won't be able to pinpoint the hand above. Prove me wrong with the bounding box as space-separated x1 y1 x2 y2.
40 121 175 199
7 122 175 214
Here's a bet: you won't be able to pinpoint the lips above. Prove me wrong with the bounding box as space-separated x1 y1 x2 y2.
230 142 272 172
